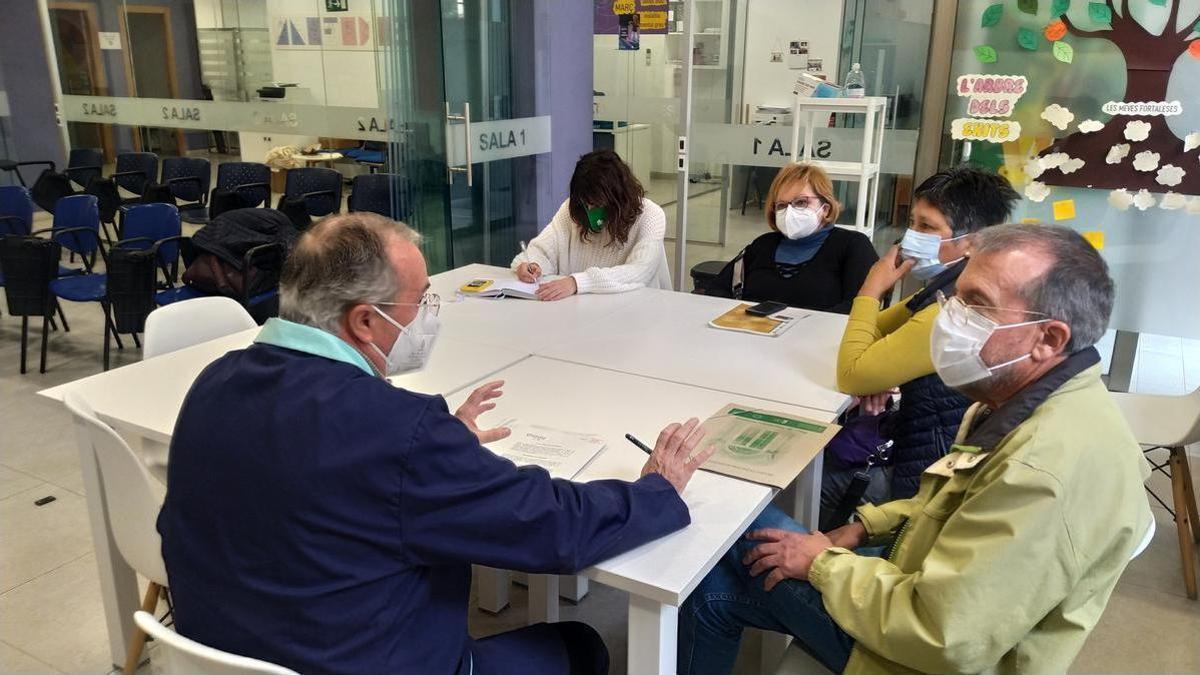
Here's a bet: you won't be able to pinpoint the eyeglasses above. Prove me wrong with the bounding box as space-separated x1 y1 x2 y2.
773 196 823 212
936 291 1048 326
378 292 441 317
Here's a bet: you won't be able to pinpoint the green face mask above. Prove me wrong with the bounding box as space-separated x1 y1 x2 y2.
586 206 607 232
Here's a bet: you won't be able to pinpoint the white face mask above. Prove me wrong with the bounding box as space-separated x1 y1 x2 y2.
901 229 968 281
775 204 824 240
369 304 440 376
930 296 1049 388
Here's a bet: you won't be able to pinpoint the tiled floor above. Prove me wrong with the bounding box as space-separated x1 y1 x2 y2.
1 211 1198 673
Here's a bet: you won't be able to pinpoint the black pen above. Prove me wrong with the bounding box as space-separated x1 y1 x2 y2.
624 433 653 455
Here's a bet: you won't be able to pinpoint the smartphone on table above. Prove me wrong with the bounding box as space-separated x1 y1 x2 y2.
745 300 788 317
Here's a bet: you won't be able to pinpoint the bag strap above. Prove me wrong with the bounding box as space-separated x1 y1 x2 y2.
731 248 747 300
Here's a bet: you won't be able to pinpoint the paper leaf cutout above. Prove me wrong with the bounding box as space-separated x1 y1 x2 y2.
1025 181 1051 202
1133 189 1156 211
1060 157 1086 174
1045 20 1068 41
1148 0 1167 6
1041 104 1075 130
1190 40 1200 60
1024 157 1046 180
974 45 998 63
1018 0 1039 14
1132 150 1161 172
1124 119 1151 141
982 3 1004 26
1108 189 1133 210
1053 41 1074 62
1078 119 1104 133
1018 27 1039 50
1052 0 1071 16
1185 132 1200 153
1105 143 1130 164
1157 164 1185 186
1089 2 1112 24
1160 192 1187 210
1042 152 1069 169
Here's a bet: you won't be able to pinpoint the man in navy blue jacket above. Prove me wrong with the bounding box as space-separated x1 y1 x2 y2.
157 212 714 674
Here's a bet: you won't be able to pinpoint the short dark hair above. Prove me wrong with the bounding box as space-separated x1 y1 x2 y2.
912 166 1019 236
568 149 645 246
973 223 1114 352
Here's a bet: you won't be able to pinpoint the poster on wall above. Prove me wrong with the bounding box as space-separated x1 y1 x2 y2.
594 0 669 35
976 0 1200 194
273 15 374 50
619 14 640 50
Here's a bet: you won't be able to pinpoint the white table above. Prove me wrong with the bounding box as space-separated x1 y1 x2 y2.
38 327 527 669
447 356 837 674
428 264 646 352
537 287 852 413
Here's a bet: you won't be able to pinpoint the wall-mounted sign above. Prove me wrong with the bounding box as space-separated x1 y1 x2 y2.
98 32 121 50
326 0 348 11
1101 100 1183 117
955 74 1027 118
951 118 1022 143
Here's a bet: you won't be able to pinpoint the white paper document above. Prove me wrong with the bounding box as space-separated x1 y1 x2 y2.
485 422 606 480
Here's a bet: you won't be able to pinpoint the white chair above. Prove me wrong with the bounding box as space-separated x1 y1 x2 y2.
64 391 169 674
143 296 256 359
1110 388 1200 599
133 611 298 675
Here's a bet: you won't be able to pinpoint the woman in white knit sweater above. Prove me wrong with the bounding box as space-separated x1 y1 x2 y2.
512 150 672 300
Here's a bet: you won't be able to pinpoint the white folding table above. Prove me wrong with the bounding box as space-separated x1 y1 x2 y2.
446 356 838 675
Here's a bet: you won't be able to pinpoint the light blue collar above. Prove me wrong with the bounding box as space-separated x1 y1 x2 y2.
254 318 378 377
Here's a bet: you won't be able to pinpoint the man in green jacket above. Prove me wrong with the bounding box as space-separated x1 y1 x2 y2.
678 223 1152 675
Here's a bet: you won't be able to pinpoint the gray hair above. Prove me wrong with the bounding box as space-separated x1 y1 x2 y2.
279 213 422 333
973 223 1114 352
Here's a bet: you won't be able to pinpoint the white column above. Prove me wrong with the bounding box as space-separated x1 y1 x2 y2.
627 594 678 675
35 0 71 159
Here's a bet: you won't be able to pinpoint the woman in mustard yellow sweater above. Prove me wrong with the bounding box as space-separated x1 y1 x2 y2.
823 167 1018 525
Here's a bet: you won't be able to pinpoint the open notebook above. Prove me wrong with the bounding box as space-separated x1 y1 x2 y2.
459 278 541 300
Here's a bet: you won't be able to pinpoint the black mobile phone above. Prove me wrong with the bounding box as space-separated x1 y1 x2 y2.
746 301 788 317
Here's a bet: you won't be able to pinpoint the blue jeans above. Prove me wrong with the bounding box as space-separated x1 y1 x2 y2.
677 505 859 675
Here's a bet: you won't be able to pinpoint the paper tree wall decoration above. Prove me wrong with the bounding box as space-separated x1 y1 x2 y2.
1030 0 1200 194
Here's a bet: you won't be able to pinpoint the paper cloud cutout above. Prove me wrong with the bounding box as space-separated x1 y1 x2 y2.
1060 157 1086 174
1185 132 1200 153
1159 192 1188 210
1025 181 1051 203
1041 104 1075 131
1157 164 1186 186
1108 188 1133 211
1132 150 1161 172
1024 157 1045 180
1133 189 1156 211
1106 144 1130 164
1188 197 1200 216
1078 119 1104 133
1041 152 1069 169
1124 120 1151 142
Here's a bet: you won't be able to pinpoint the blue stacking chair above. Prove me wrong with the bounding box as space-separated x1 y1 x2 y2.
283 167 342 218
161 157 211 220
182 161 271 225
65 149 105 190
49 203 181 370
113 152 159 201
0 186 34 237
347 173 408 220
341 141 387 172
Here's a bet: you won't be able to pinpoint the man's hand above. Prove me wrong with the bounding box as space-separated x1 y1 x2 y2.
516 262 542 283
826 521 868 550
454 380 511 444
743 529 834 590
858 246 914 300
536 276 577 302
854 388 898 416
640 418 717 494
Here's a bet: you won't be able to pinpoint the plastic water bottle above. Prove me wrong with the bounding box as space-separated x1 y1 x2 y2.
844 63 866 98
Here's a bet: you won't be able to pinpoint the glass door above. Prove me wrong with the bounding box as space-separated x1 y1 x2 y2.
379 0 553 274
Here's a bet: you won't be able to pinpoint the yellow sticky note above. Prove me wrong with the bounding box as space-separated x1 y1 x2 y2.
1052 199 1076 221
1082 231 1104 250
1021 217 1040 223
